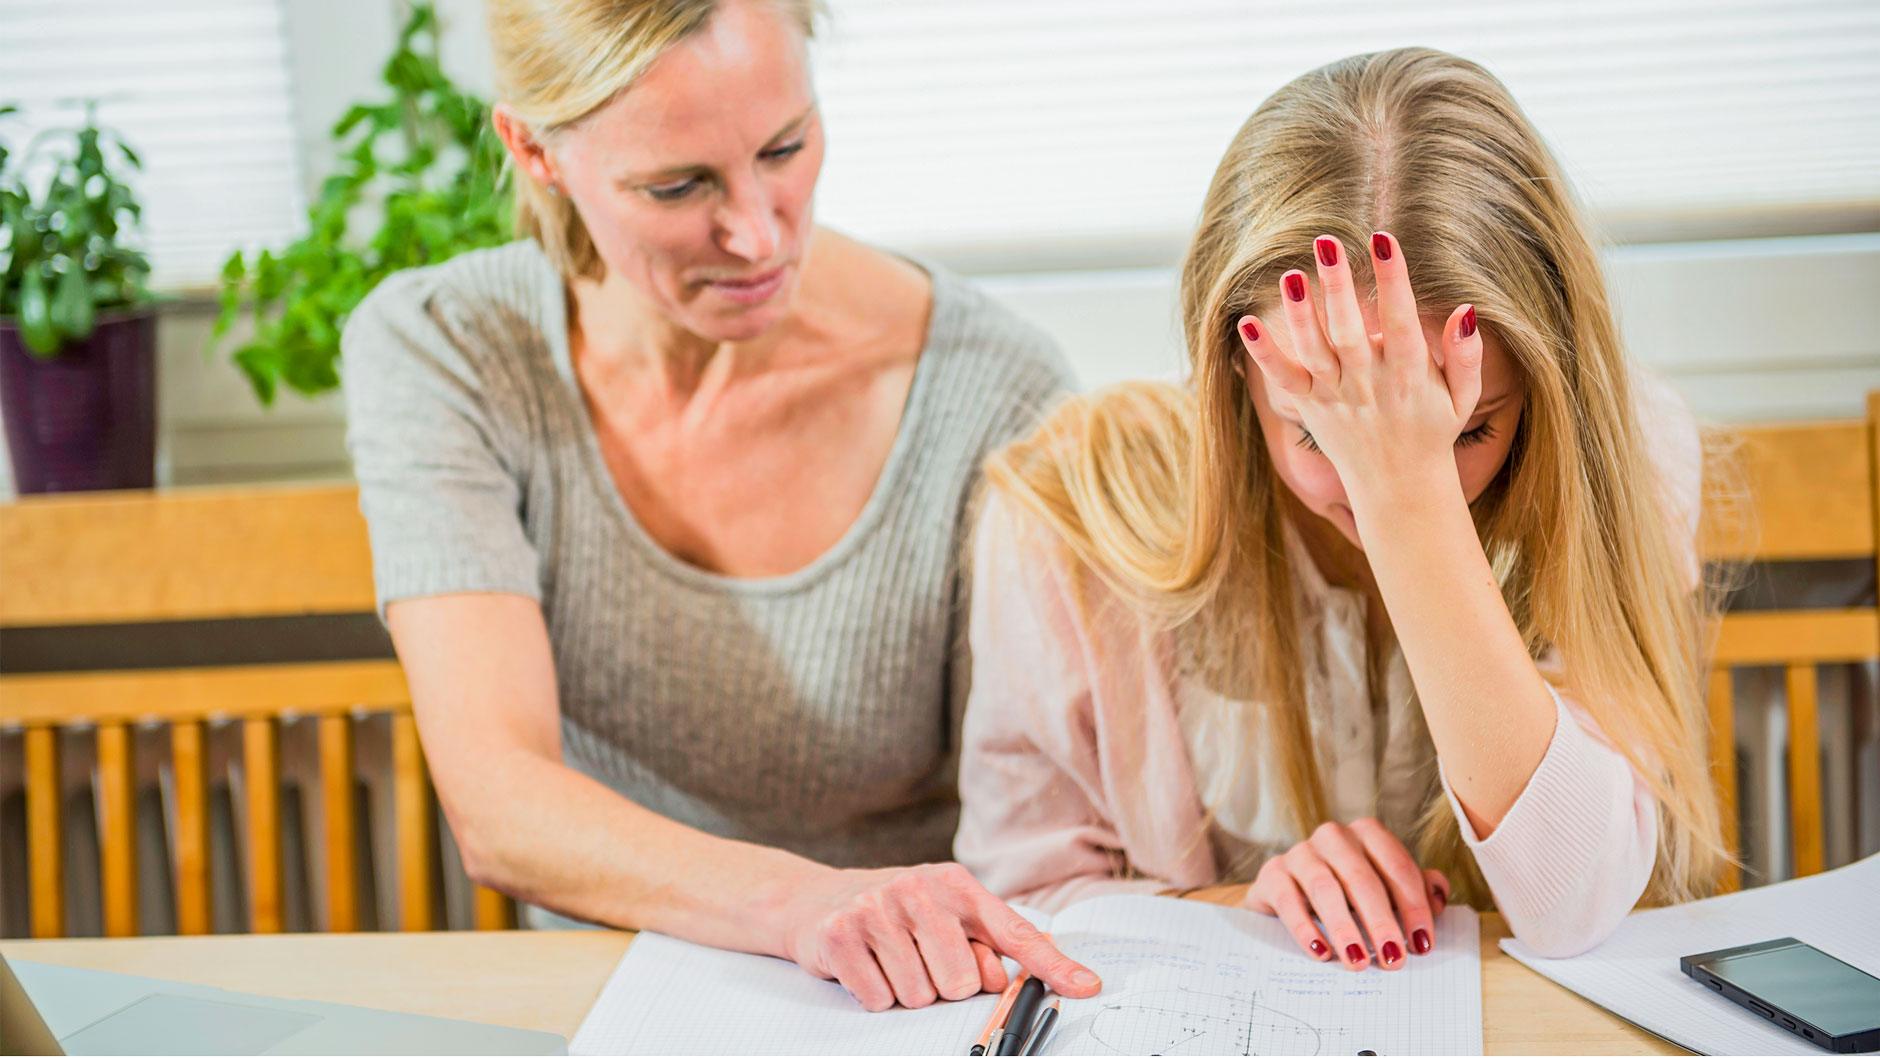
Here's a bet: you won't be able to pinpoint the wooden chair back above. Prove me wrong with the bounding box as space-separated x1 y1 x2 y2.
0 484 513 937
1701 391 1880 890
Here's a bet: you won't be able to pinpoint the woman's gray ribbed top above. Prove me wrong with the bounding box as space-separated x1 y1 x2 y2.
340 240 1074 878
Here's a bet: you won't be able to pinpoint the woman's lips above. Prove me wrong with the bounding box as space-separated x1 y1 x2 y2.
704 266 786 305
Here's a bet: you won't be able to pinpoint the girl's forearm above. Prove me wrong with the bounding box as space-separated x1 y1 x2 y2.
1344 462 1555 837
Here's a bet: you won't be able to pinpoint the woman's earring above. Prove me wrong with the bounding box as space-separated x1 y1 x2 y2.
546 182 562 198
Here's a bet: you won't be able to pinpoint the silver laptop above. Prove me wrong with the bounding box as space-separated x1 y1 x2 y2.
1 947 564 1055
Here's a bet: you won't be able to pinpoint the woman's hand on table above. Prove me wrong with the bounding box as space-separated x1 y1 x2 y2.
778 862 1101 1011
1242 818 1451 972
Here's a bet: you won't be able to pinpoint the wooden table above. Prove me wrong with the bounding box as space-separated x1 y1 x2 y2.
2 913 1682 1054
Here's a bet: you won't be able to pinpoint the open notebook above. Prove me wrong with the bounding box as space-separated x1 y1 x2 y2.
571 894 1482 1055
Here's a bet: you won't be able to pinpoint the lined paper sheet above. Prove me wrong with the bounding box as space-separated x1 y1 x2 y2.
1502 854 1880 1055
571 896 1482 1055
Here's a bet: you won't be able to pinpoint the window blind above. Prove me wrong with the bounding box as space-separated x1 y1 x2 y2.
808 0 1880 262
0 0 306 290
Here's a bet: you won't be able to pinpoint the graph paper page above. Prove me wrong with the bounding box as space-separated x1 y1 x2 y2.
1040 895 1481 1056
571 896 1482 1055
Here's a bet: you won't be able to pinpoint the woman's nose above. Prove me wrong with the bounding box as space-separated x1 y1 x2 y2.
715 180 781 263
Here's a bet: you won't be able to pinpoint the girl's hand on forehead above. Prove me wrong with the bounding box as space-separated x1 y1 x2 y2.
1235 233 1483 501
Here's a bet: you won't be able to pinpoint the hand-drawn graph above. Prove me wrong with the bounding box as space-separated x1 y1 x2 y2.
1080 985 1333 1056
1056 937 1353 1056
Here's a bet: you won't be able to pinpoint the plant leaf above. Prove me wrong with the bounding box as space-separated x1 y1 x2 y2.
19 267 61 356
233 343 281 405
50 262 95 339
332 103 374 138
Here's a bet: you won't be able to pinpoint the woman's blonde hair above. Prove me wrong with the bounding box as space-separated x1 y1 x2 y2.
985 47 1727 906
486 0 820 280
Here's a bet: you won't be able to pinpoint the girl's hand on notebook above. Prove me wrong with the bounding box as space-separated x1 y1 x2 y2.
778 862 1102 1012
1242 818 1451 972
1235 232 1483 507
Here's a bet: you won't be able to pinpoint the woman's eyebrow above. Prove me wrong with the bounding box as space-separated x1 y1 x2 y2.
1468 391 1517 418
764 106 815 145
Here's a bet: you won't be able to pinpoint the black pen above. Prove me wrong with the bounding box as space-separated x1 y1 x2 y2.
1020 999 1060 1055
994 977 1046 1056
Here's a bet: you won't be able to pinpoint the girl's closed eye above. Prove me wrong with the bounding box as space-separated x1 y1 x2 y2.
1295 421 1496 454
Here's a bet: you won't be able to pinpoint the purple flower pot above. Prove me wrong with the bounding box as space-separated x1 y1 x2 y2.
0 310 158 494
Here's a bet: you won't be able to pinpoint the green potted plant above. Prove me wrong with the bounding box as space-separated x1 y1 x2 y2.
0 102 157 493
213 2 512 406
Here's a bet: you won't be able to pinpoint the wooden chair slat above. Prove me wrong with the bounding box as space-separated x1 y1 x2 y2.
392 713 435 932
25 726 64 938
1711 609 1879 667
473 886 513 931
170 720 212 935
0 660 411 727
243 717 284 933
96 723 138 937
1705 669 1740 893
319 713 359 933
1785 664 1825 878
0 483 378 625
1702 419 1873 561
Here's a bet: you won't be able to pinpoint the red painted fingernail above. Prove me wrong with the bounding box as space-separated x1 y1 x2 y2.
1412 929 1432 954
1285 273 1306 302
1345 943 1365 965
1309 939 1328 957
1371 233 1392 261
1240 319 1259 343
1459 305 1477 339
1382 941 1403 966
1315 237 1339 267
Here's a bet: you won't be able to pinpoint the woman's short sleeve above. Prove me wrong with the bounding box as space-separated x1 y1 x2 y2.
340 271 542 617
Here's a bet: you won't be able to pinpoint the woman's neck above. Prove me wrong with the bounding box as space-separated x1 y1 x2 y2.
566 271 783 405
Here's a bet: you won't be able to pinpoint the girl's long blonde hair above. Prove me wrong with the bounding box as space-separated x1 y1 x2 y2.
486 0 820 280
985 47 1726 905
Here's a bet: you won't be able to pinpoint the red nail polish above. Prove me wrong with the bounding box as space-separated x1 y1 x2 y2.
1412 929 1432 954
1371 233 1392 261
1315 237 1339 268
1240 319 1259 342
1285 273 1306 302
1309 939 1328 957
1459 306 1477 339
1382 941 1403 965
1345 943 1365 965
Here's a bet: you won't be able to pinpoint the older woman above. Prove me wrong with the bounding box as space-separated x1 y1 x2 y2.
340 0 1098 1011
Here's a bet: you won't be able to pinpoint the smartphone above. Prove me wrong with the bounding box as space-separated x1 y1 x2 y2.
1681 937 1880 1053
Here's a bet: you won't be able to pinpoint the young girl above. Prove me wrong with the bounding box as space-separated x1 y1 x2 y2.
954 47 1725 970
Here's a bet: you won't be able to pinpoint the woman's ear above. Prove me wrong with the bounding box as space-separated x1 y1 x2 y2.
491 105 562 193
